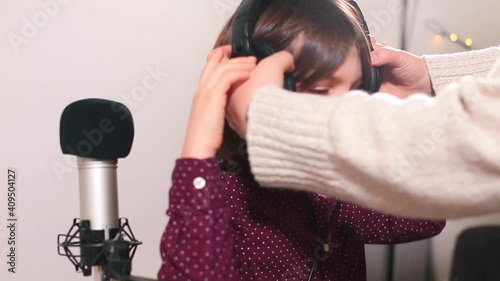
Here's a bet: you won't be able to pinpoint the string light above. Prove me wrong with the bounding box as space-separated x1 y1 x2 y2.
434 33 472 48
426 19 473 50
434 32 473 49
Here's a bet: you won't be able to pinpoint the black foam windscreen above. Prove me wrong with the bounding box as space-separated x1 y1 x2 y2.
59 98 134 159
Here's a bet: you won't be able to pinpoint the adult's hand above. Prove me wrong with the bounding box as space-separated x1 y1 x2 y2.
371 42 435 98
226 51 295 138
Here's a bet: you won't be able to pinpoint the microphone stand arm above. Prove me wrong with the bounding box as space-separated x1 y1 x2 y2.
59 217 160 281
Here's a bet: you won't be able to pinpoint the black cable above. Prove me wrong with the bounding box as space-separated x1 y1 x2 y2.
307 260 318 281
306 197 344 281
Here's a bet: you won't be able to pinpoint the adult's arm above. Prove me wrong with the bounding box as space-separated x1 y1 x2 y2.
246 47 500 220
424 46 500 93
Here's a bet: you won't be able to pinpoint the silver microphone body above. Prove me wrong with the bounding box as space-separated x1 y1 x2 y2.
77 157 120 281
78 157 119 236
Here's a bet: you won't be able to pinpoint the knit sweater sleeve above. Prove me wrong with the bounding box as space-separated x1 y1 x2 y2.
424 46 500 94
246 56 500 220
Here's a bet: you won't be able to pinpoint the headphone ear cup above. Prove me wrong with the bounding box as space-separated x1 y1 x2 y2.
252 42 297 92
252 41 276 61
283 73 297 92
369 66 383 93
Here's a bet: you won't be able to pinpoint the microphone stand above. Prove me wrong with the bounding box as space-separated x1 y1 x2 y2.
58 218 160 281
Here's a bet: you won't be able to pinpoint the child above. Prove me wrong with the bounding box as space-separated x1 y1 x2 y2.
158 0 445 280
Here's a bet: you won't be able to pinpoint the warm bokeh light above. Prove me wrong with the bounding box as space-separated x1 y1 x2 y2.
435 34 443 42
465 38 473 47
450 33 458 42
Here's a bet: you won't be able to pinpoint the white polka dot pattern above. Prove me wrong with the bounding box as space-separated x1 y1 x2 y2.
157 158 446 280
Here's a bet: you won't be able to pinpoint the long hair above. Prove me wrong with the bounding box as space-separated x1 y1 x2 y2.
213 0 372 175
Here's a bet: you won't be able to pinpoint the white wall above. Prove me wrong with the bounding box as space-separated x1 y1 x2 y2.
1 1 225 280
359 0 500 55
1 1 499 281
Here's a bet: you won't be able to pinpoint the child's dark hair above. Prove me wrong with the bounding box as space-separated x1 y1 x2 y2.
214 0 372 175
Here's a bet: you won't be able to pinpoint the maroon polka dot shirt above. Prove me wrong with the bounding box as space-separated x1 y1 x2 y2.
158 158 445 281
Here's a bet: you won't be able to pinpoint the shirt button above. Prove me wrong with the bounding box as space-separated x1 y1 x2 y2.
193 177 206 189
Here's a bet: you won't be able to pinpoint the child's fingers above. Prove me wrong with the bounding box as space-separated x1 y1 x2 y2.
203 57 256 87
219 45 233 58
200 47 227 83
201 45 242 81
212 69 252 95
206 62 256 92
255 51 295 86
202 45 253 82
219 45 235 62
195 59 256 100
201 55 256 86
268 51 295 73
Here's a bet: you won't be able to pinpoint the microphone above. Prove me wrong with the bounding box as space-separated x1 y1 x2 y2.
57 99 156 281
60 97 133 243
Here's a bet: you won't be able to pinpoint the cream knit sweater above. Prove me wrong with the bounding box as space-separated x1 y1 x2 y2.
247 46 500 219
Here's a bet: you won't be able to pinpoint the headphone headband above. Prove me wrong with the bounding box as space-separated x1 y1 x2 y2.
230 0 381 92
348 0 375 51
348 0 383 92
231 0 271 58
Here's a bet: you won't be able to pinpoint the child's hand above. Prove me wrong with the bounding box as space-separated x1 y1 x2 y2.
226 51 295 138
370 41 434 98
181 46 257 158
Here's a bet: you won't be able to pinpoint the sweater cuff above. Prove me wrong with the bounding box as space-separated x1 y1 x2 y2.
246 85 340 193
423 46 500 94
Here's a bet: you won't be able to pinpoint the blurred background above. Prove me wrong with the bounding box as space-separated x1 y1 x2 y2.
1 0 499 281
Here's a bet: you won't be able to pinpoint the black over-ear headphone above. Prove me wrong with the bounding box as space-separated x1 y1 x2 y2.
231 0 383 93
348 0 383 93
230 0 297 91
